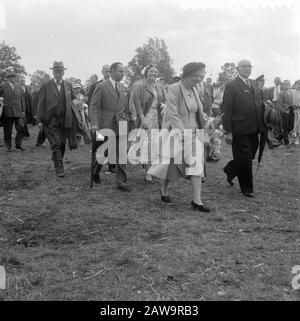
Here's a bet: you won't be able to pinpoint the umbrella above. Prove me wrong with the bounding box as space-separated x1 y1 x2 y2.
257 131 268 171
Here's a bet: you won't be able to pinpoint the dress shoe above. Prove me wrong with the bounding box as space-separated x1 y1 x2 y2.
269 143 281 149
55 168 65 177
191 201 210 212
93 174 101 184
145 173 153 182
223 168 234 186
207 156 220 163
117 184 131 192
160 189 171 203
15 146 26 151
243 192 254 198
108 166 116 174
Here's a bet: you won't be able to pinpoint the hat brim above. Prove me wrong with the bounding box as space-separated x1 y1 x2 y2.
50 68 67 70
5 74 17 78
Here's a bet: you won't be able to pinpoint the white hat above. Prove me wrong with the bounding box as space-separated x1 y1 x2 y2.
72 83 81 89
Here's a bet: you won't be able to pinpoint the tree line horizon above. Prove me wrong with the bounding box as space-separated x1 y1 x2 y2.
0 38 237 89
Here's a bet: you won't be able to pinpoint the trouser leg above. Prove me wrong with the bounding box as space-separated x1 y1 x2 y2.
15 118 25 147
116 135 127 186
3 117 13 149
281 113 290 144
232 134 258 194
43 117 65 169
92 140 103 176
224 159 238 179
36 129 47 146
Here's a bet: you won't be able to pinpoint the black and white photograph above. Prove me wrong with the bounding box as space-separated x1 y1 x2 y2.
0 0 299 308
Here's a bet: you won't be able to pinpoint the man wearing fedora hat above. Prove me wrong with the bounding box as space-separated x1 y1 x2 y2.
36 61 75 177
0 70 27 151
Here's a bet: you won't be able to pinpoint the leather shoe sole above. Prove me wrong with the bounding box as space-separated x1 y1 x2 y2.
223 168 234 186
15 146 26 151
93 175 101 184
243 192 254 198
117 185 131 192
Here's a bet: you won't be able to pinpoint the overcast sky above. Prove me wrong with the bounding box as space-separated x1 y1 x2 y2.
0 0 299 86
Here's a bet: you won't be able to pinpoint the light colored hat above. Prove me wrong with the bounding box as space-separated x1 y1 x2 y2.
50 61 67 71
72 83 81 89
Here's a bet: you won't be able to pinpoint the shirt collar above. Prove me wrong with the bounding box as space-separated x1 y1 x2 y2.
239 75 249 84
54 79 62 85
109 77 117 88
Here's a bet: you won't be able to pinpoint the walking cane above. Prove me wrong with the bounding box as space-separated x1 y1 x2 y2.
90 129 96 189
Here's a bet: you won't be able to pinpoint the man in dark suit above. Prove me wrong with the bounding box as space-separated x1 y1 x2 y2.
18 74 35 125
0 71 26 151
90 62 130 192
37 61 75 177
221 59 267 197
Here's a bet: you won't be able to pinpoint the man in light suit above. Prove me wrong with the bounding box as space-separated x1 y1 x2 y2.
221 59 266 197
90 62 130 192
268 77 282 102
37 61 75 177
0 71 26 151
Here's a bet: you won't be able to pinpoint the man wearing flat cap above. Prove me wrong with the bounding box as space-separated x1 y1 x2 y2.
0 70 27 151
37 61 75 177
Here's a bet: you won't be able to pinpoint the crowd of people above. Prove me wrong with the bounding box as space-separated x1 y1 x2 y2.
1 59 299 212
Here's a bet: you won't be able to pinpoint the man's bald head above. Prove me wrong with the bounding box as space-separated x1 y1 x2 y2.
102 65 110 80
237 59 252 79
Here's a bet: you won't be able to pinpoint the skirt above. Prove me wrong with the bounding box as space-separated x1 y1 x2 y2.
148 128 204 181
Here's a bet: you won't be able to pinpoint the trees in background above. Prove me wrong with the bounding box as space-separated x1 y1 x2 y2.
0 41 26 81
127 37 175 84
217 62 238 84
30 70 51 91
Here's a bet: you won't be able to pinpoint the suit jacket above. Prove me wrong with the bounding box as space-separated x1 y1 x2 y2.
89 79 128 135
36 79 74 128
20 86 34 123
0 82 24 118
276 90 293 113
133 80 165 128
87 80 104 107
221 77 266 136
162 81 204 131
267 86 283 102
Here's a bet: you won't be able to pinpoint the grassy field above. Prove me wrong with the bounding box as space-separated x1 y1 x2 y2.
0 126 299 301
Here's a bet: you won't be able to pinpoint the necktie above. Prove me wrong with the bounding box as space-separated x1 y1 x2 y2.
115 81 119 98
57 81 61 92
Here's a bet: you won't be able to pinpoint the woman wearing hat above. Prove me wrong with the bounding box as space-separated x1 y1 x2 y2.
133 64 166 181
148 62 209 212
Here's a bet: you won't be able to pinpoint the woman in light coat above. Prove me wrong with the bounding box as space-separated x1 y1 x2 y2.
133 64 166 181
148 62 210 212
